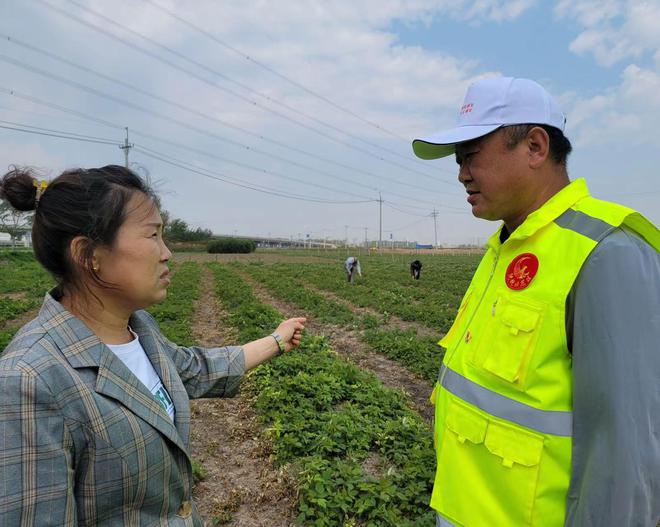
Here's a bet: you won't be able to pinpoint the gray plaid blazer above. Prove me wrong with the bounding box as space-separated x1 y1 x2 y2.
0 293 245 526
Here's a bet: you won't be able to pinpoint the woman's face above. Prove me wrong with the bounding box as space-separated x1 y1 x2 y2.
93 193 172 312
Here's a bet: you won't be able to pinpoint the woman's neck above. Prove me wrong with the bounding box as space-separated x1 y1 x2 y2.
59 290 133 345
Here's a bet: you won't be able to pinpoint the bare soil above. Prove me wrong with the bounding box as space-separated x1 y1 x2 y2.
189 265 298 527
0 292 28 300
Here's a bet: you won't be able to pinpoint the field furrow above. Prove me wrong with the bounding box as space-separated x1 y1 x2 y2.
209 263 436 526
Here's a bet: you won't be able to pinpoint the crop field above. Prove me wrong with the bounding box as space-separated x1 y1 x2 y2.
0 249 481 526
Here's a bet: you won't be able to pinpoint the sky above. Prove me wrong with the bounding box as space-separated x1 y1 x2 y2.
1 0 659 246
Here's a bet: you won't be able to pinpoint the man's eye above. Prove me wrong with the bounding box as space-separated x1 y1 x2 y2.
456 152 473 166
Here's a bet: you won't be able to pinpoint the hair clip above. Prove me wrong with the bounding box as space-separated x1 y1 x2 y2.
33 180 49 206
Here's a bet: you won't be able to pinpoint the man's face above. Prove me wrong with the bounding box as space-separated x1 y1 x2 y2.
454 128 534 231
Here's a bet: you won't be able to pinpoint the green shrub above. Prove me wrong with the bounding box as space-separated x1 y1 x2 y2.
207 238 256 254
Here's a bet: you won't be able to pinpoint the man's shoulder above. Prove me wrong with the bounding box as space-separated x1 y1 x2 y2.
589 226 658 263
577 226 660 293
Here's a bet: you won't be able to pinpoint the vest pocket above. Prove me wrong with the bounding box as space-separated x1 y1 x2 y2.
437 399 543 526
473 292 544 390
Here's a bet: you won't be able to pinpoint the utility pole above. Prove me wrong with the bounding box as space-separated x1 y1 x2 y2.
378 191 383 250
431 209 439 248
364 227 368 251
119 127 133 168
344 225 349 248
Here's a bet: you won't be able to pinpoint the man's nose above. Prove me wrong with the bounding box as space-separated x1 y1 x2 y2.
458 163 471 184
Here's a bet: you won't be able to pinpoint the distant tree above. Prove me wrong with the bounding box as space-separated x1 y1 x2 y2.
0 200 33 246
165 218 190 241
161 211 213 242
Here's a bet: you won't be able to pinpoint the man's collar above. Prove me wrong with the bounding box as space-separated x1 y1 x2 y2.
487 178 591 249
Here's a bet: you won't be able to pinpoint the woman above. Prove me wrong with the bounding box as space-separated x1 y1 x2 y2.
0 165 305 526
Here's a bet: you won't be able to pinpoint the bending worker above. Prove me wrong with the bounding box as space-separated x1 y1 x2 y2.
412 77 660 526
344 256 362 283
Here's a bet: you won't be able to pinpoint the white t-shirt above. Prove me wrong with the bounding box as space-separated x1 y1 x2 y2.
107 330 175 421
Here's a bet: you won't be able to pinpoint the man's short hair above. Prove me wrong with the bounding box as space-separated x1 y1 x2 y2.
503 124 573 166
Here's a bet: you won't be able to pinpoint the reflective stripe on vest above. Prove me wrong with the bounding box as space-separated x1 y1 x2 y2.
436 514 459 527
440 365 573 437
554 208 615 242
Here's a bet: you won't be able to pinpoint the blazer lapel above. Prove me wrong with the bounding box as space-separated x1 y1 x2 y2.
129 313 191 447
40 293 190 460
95 349 190 459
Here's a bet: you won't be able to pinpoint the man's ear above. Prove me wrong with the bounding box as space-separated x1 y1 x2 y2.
527 126 550 169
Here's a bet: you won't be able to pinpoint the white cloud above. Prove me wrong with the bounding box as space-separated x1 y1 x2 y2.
555 0 660 67
565 64 660 147
458 0 537 22
6 1 656 241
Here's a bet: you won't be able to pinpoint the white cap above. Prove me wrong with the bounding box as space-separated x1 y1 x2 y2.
412 77 566 160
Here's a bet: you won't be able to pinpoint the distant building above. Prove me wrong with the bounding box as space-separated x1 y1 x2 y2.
0 228 31 247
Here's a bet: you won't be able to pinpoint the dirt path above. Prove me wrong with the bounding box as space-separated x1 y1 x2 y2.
0 292 27 300
300 283 440 339
234 269 434 423
189 264 297 526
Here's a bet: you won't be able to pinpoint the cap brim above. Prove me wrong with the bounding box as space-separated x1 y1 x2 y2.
412 124 502 160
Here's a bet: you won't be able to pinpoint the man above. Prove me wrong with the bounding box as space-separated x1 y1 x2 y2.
412 77 660 526
410 259 423 280
344 256 362 283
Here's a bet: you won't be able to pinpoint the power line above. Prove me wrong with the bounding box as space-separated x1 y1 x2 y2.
133 146 376 205
0 88 459 213
0 122 121 146
0 55 456 208
35 0 453 183
144 0 409 143
0 119 121 144
2 35 460 197
0 115 377 203
0 114 377 205
135 143 375 202
0 87 123 130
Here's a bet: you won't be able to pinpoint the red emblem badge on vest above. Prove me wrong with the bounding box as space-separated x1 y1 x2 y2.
505 253 539 290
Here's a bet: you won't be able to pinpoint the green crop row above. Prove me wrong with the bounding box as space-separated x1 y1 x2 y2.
236 263 359 327
0 251 54 353
0 251 53 297
233 262 445 384
243 255 478 334
148 261 201 346
208 263 435 526
361 329 442 385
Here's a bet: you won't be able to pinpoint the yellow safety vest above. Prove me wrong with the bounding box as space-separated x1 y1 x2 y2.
431 178 660 527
